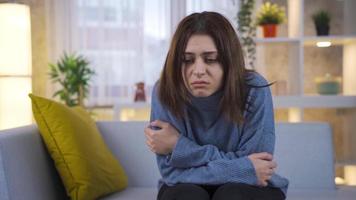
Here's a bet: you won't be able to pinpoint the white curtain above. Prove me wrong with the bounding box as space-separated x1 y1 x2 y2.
186 0 240 28
46 0 239 106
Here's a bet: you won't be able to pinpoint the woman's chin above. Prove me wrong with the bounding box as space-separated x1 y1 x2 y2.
191 89 213 97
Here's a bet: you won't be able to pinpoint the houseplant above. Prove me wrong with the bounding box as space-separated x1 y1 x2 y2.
49 52 95 107
256 2 286 38
312 10 331 36
238 0 256 69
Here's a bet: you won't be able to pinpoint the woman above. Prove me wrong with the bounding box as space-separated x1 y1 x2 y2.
144 11 289 200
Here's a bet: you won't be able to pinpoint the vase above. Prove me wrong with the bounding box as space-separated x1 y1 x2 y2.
134 82 146 102
315 25 330 36
262 24 277 38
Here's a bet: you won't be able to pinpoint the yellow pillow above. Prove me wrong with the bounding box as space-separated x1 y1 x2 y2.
29 94 128 200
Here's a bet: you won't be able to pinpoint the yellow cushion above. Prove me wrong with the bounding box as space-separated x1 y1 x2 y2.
29 94 128 200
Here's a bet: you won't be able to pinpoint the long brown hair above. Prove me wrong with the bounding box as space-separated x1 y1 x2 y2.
158 11 255 125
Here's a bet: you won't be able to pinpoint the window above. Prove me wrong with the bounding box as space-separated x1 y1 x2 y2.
46 0 240 106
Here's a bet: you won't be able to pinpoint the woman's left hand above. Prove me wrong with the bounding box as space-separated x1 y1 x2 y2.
144 120 180 155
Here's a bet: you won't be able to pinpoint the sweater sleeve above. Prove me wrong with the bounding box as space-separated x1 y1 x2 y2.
158 76 276 169
156 153 257 185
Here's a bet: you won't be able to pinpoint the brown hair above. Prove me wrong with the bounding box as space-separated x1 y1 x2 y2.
158 11 255 125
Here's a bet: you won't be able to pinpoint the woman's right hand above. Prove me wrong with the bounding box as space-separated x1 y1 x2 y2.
248 152 277 187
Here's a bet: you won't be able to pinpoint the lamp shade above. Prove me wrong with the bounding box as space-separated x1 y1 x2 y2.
0 3 32 76
0 3 32 130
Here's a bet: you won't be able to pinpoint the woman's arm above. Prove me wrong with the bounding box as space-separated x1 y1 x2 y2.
156 152 258 186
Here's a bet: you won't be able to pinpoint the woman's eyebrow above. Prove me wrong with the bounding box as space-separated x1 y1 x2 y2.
183 52 194 56
184 51 218 55
201 51 218 56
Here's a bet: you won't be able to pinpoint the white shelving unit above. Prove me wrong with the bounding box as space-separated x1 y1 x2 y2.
273 95 356 108
255 0 356 122
255 0 356 181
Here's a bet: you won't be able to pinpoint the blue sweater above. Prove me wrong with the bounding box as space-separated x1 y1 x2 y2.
150 72 289 196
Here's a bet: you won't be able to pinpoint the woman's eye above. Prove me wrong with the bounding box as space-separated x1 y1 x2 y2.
183 59 194 64
205 58 218 63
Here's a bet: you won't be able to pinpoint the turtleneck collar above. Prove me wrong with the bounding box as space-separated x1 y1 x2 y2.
188 89 223 111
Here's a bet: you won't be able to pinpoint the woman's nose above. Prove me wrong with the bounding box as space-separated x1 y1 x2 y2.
193 58 206 77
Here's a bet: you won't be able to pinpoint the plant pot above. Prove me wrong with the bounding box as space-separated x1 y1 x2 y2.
315 74 341 95
262 24 277 38
315 25 330 36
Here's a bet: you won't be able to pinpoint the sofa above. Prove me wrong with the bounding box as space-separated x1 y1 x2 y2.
0 121 356 200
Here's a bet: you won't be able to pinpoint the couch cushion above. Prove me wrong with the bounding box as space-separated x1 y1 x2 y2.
29 94 128 200
98 187 356 200
287 187 356 200
100 187 157 200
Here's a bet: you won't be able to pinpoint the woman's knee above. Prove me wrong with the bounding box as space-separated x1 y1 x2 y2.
212 183 250 200
158 183 210 200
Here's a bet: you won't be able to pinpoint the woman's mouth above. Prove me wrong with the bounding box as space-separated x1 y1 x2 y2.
191 81 209 88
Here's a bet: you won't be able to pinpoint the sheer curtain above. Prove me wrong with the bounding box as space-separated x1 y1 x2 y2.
46 0 239 106
46 0 171 106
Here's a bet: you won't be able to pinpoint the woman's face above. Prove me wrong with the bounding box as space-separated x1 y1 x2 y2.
182 34 224 97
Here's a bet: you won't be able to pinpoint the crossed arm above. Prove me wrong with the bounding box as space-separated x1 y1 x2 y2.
146 83 276 186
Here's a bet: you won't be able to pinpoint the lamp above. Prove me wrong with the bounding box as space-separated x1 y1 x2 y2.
0 3 32 130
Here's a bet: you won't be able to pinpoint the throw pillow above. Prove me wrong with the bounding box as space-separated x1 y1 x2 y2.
29 94 128 200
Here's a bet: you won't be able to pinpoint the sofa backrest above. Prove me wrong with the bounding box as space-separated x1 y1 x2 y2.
0 121 335 200
274 122 335 189
0 125 68 200
98 121 336 189
96 121 160 187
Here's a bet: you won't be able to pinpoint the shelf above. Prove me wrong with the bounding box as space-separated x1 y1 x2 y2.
255 37 300 44
113 101 151 121
336 161 356 167
114 101 150 109
303 35 356 46
273 95 356 108
255 35 356 45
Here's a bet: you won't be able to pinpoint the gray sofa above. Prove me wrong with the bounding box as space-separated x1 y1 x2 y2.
1 121 356 200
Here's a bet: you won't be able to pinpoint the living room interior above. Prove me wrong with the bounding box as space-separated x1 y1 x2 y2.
1 0 356 199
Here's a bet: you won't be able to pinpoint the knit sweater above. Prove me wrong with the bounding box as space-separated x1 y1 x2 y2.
150 72 289 196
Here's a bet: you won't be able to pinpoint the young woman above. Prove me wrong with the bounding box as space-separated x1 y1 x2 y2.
144 11 289 200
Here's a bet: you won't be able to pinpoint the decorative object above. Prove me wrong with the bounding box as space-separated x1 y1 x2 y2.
237 0 256 69
0 3 32 130
29 93 128 200
312 10 331 36
315 73 341 95
49 52 95 107
134 82 146 102
256 2 286 38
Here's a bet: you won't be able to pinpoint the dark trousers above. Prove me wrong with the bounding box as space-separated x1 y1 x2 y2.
157 183 286 200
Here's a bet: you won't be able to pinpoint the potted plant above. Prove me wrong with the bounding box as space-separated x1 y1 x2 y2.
256 2 286 38
312 10 331 36
49 52 95 107
238 0 257 69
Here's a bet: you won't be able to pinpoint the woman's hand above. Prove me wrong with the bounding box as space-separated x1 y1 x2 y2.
144 120 180 155
248 152 277 187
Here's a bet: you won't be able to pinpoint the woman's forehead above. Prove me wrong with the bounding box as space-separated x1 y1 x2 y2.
185 34 217 53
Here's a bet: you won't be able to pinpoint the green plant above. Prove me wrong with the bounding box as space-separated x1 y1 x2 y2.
49 52 95 107
256 2 286 25
237 0 256 69
312 10 331 27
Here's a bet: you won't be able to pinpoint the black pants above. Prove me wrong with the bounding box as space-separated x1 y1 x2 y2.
157 183 286 200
